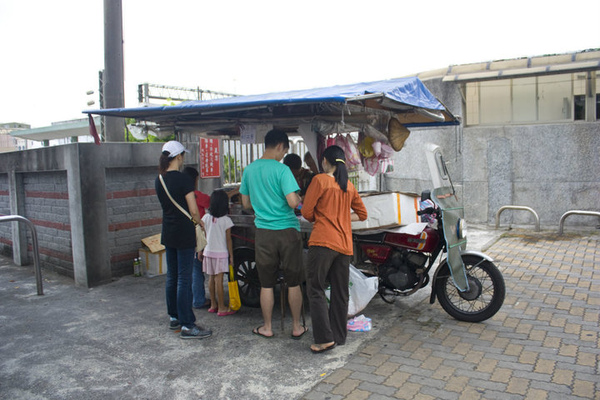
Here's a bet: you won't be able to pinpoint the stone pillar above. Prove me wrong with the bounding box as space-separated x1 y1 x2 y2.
8 170 28 265
65 145 111 287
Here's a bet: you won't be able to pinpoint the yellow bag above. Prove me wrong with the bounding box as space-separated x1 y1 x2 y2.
228 264 242 311
358 136 375 158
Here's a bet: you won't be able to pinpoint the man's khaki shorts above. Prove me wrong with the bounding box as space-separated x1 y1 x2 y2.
255 228 303 287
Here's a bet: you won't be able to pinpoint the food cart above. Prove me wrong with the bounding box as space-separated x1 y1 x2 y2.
84 77 459 306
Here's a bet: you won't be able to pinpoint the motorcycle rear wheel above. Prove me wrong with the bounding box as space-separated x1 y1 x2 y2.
434 255 505 322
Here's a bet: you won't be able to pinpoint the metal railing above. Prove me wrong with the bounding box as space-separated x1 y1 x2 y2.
558 210 600 235
0 215 43 295
495 205 540 232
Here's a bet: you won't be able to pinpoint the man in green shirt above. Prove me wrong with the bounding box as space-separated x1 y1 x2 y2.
240 129 308 339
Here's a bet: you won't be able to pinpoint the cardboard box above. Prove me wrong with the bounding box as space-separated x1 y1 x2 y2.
141 233 165 253
351 192 419 231
139 233 167 277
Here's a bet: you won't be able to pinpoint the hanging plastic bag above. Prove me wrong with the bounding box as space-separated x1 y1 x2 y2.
363 156 379 176
326 135 336 148
228 264 242 311
335 134 361 168
379 143 395 159
358 136 375 158
344 135 362 167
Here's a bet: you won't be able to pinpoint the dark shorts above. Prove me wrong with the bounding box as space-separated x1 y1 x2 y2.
255 228 304 288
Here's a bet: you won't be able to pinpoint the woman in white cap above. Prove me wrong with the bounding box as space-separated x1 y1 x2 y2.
155 140 212 339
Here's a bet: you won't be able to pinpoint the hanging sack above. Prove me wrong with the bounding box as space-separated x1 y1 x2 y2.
228 264 242 311
335 134 361 168
158 174 207 252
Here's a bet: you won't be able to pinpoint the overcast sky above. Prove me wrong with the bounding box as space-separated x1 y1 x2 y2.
1 0 598 128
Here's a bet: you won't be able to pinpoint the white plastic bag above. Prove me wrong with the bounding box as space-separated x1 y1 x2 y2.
348 264 378 316
326 264 378 317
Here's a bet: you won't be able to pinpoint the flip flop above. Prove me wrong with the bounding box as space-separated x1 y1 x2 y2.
217 310 236 317
208 308 218 313
311 342 336 354
291 326 309 340
252 325 274 339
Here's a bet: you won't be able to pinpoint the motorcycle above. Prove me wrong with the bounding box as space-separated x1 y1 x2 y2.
352 144 505 322
232 144 505 322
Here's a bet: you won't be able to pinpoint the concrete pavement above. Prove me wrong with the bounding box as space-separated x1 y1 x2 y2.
0 225 598 399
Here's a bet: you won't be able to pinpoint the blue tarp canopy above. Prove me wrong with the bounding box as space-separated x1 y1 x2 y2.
83 77 458 136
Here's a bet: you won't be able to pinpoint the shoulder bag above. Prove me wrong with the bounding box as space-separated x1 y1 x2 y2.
158 174 207 252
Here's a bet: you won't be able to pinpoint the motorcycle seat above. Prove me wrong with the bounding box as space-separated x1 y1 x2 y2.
353 231 386 243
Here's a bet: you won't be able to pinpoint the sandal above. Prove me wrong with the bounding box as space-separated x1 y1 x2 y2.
252 325 274 339
310 342 336 353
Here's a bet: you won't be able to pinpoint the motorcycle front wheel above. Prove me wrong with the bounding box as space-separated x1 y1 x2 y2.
434 255 505 322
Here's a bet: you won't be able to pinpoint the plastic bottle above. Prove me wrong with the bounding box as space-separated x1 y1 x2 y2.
133 257 141 277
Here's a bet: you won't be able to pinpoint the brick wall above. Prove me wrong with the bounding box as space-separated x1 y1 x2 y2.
23 171 73 276
106 167 162 276
0 142 202 287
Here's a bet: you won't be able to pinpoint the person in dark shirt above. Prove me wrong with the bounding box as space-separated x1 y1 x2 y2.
283 153 315 198
155 141 212 340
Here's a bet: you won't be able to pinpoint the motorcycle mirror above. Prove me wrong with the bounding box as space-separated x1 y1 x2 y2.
421 190 431 201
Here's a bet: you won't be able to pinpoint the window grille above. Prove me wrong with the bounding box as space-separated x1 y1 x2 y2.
222 139 264 185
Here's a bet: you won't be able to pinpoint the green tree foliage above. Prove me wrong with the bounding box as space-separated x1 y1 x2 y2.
223 154 242 184
123 98 178 142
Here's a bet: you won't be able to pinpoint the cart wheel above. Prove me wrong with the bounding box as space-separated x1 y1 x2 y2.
233 247 261 308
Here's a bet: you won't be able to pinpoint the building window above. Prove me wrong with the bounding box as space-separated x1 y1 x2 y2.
538 75 572 122
465 72 598 125
513 77 537 122
479 80 511 124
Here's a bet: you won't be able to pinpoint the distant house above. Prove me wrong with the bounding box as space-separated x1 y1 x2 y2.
0 122 30 152
8 117 99 150
387 49 600 227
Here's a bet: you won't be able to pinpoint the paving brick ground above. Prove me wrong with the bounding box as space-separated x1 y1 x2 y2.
303 231 600 400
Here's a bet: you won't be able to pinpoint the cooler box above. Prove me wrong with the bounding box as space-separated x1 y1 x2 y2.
139 234 167 277
351 192 419 231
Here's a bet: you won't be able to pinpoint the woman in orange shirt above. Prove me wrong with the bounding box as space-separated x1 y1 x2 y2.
301 145 368 353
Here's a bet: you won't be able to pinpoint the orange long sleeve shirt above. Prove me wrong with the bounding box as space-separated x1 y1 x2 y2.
301 174 368 255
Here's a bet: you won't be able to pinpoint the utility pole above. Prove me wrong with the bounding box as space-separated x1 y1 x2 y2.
103 0 125 142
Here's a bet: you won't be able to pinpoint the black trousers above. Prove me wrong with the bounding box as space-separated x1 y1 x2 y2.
306 246 351 345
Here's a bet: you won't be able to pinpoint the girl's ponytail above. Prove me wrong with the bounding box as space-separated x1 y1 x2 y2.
322 145 348 192
159 151 172 175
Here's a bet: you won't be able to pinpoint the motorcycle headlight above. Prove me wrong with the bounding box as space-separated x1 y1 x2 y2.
456 219 467 240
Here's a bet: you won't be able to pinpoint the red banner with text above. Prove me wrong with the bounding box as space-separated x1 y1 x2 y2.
200 138 220 178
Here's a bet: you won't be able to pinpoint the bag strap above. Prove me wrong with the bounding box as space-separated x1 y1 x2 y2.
158 174 194 223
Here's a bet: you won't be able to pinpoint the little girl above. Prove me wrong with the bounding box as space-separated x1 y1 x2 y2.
202 190 236 316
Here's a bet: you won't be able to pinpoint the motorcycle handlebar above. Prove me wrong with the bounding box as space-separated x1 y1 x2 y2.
417 207 436 216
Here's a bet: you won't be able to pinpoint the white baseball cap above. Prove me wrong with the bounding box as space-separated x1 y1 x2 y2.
162 141 189 157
